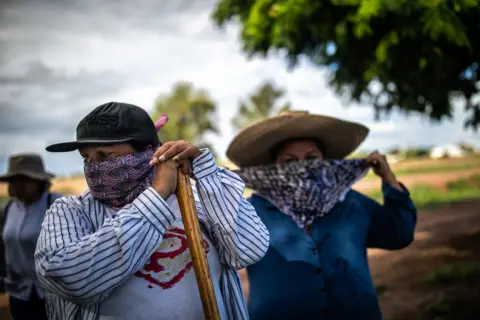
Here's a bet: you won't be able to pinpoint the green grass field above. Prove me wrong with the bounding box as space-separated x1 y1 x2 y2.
367 174 480 209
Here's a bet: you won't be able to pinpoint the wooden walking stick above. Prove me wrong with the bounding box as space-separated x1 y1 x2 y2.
176 170 221 320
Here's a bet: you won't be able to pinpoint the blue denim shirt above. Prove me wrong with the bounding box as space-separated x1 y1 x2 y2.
2 192 62 301
246 182 417 320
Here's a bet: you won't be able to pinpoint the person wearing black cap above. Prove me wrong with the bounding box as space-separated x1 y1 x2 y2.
34 102 269 319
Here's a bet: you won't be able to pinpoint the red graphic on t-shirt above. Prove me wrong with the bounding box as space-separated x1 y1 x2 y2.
134 227 210 289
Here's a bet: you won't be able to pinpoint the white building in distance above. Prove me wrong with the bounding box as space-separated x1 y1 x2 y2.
429 144 466 159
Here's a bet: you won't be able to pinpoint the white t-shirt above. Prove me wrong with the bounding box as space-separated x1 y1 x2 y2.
99 195 227 320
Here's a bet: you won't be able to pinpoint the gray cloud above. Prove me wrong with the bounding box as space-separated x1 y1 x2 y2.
0 0 221 174
0 0 214 38
0 0 218 175
0 0 219 77
0 61 131 136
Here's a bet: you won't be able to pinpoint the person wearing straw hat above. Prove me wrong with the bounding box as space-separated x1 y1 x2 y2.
0 153 62 320
34 101 269 320
228 111 417 320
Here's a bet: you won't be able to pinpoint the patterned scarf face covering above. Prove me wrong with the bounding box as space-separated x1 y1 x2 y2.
84 149 155 210
234 158 369 229
83 114 169 210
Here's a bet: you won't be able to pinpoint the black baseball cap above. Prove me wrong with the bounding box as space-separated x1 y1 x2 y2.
46 102 160 152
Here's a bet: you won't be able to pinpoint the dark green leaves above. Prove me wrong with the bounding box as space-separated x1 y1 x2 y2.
212 0 480 130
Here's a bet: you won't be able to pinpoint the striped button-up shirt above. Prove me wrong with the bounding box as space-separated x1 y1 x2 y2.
35 151 269 319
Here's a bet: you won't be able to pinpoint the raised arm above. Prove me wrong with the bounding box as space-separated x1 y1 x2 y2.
35 188 176 305
358 182 417 250
358 151 418 249
192 151 270 269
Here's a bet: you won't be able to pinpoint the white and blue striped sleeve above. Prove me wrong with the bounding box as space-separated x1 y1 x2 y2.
35 187 176 305
191 150 270 270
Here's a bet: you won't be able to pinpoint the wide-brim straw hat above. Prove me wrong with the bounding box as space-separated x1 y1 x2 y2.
226 111 369 168
0 153 55 182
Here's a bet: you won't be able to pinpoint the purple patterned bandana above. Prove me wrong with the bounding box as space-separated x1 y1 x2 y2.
84 149 155 210
234 158 368 228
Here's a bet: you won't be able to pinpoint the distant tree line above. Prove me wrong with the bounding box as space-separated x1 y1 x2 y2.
151 80 291 157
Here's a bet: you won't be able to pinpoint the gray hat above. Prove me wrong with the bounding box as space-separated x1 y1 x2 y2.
0 153 55 182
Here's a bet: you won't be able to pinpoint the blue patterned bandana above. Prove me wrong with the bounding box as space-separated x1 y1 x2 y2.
234 159 368 228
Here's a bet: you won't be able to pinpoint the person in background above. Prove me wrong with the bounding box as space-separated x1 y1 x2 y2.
0 153 62 320
35 102 269 319
228 110 418 320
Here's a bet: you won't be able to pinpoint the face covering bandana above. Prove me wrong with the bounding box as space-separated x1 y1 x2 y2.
84 114 169 210
84 149 155 210
234 158 369 229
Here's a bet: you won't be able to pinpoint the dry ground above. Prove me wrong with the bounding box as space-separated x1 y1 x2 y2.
370 200 480 320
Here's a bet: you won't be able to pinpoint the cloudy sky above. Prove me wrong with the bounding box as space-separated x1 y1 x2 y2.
1 0 478 176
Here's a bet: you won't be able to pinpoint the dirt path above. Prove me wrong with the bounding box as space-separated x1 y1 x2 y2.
238 199 480 318
369 199 480 319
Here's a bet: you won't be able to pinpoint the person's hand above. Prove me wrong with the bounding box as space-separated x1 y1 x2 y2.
149 141 203 198
365 151 403 191
149 140 202 175
151 160 179 199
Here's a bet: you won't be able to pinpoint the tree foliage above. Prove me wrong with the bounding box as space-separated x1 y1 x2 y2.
232 80 291 131
152 81 219 156
212 0 480 130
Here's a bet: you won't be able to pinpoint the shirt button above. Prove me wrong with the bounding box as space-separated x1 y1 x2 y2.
312 248 318 254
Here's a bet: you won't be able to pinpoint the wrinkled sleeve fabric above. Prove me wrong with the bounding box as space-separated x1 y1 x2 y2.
358 182 417 250
191 150 270 270
35 187 176 305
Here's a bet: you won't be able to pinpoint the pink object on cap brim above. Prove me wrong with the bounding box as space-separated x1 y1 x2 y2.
154 114 169 132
